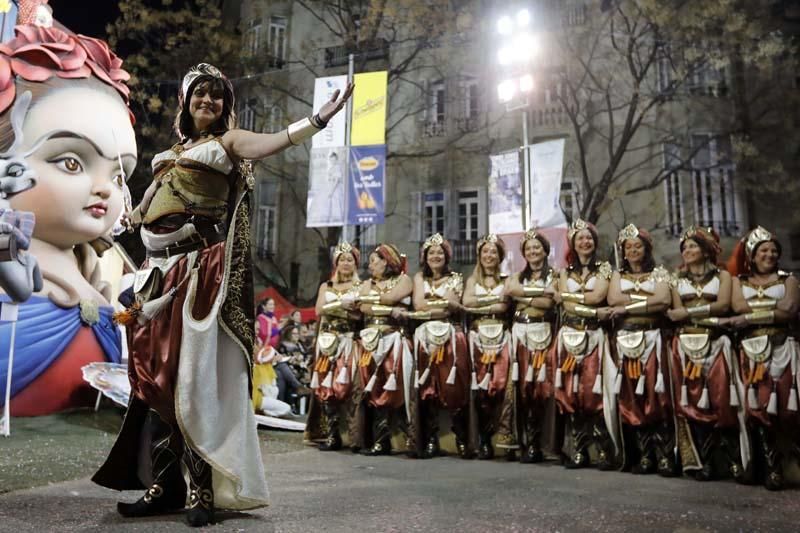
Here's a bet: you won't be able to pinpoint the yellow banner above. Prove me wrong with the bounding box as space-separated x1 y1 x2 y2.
350 71 387 146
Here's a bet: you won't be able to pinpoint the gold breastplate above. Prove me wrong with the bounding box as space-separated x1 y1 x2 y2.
143 164 230 224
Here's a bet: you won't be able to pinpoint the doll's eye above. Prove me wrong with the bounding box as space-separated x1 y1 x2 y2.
52 156 83 173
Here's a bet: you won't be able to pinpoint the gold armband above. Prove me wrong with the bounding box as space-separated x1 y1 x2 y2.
686 304 711 317
371 304 393 316
749 299 777 310
523 286 546 297
745 310 774 325
407 311 432 320
128 205 143 227
692 317 720 327
322 301 343 312
624 300 648 313
360 294 380 304
476 295 501 306
465 305 493 315
629 294 648 301
561 292 585 304
287 117 324 145
572 304 597 318
427 299 449 309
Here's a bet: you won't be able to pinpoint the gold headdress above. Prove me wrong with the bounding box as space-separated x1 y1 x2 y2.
681 225 715 244
568 218 589 241
181 63 225 100
333 240 354 263
617 223 639 244
423 233 444 250
476 233 499 253
744 226 774 258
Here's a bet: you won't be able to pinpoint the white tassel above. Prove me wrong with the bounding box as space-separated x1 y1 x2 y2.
413 369 420 389
788 386 799 412
418 367 430 386
138 287 176 323
572 373 579 393
446 365 457 385
680 383 688 406
635 375 645 396
697 386 710 409
729 383 739 407
336 365 349 385
614 372 623 395
321 371 333 389
364 373 378 393
655 371 665 394
525 363 535 383
748 387 759 409
384 372 398 391
310 371 320 389
767 390 778 415
555 368 563 388
592 373 602 395
470 371 479 390
479 372 491 390
512 361 519 382
536 363 547 384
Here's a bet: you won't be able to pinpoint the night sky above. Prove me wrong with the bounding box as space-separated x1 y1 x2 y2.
48 0 119 38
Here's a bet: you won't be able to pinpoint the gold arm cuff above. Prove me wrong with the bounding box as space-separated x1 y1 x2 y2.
476 295 501 306
128 205 143 226
692 317 720 327
371 304 393 316
687 304 711 317
287 117 323 145
523 286 546 297
573 304 597 318
629 294 648 301
322 301 343 312
745 310 775 325
749 299 777 310
561 292 585 303
360 294 380 304
624 300 648 313
465 305 493 315
407 311 432 320
427 299 449 308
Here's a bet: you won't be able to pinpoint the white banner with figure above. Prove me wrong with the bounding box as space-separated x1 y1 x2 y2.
488 150 523 234
307 146 348 227
312 75 348 148
528 138 567 228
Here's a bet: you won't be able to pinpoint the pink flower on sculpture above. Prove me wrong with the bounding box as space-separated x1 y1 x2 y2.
76 34 130 100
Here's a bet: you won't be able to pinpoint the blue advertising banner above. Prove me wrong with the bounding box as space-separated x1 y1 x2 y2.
347 145 385 225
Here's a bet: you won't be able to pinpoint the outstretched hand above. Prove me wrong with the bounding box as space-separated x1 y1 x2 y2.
318 82 354 123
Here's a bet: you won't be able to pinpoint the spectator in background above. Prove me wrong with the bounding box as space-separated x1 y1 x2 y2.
257 297 281 347
279 325 311 386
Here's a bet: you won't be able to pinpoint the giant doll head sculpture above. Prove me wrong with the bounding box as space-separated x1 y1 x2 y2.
0 6 137 416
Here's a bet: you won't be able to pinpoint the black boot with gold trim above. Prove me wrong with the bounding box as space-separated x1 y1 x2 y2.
362 408 392 456
183 443 214 527
117 410 186 518
319 401 343 451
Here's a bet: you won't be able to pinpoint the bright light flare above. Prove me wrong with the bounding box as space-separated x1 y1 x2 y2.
516 9 530 27
519 74 534 93
497 46 514 66
497 79 516 103
512 33 536 62
497 16 513 35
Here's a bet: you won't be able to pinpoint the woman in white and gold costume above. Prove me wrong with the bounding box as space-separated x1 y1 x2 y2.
723 226 799 490
354 243 414 456
667 226 748 481
462 234 517 460
607 224 675 476
553 219 616 470
398 234 470 458
305 241 362 451
504 229 558 463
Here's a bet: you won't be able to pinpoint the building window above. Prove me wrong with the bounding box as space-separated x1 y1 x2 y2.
240 98 257 131
687 60 727 97
268 16 287 67
423 192 445 236
663 143 684 236
458 190 480 241
244 19 262 55
430 80 446 124
266 105 283 133
354 224 378 252
256 181 278 258
560 179 580 221
690 134 740 236
657 45 673 95
563 4 587 26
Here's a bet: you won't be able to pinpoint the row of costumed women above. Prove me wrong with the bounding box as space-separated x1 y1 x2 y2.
303 221 799 491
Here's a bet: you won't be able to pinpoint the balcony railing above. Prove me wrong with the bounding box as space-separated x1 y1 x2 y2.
422 121 446 137
450 239 478 265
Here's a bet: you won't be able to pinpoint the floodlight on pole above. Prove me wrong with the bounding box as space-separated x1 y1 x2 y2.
519 74 534 93
497 79 516 103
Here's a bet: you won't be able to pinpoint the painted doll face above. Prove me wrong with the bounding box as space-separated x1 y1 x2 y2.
10 87 137 248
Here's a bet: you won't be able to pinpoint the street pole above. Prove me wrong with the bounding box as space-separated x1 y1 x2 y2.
521 109 530 231
342 53 355 243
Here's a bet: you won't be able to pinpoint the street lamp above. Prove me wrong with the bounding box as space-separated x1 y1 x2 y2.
495 8 537 231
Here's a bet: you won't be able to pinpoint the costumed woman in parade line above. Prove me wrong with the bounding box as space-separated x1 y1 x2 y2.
723 226 799 490
503 228 558 463
0 9 134 416
552 219 617 469
397 233 470 459
606 224 676 476
93 63 352 526
354 243 414 456
305 241 362 451
462 234 518 460
667 226 749 481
